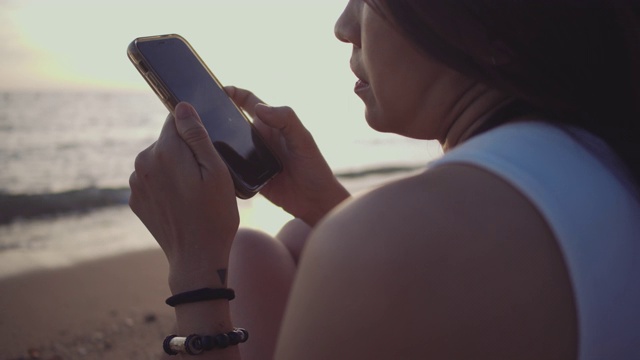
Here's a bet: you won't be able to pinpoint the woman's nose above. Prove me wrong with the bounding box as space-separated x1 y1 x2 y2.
334 1 361 47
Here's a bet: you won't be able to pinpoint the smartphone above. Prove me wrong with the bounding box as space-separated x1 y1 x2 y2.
127 34 281 199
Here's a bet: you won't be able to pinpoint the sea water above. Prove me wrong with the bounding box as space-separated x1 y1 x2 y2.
0 91 440 278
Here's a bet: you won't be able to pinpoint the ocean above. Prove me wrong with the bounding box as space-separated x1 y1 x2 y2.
0 91 441 278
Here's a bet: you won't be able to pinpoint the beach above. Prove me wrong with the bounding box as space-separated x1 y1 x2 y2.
0 198 289 359
0 171 428 360
0 248 173 360
0 91 437 359
0 2 440 357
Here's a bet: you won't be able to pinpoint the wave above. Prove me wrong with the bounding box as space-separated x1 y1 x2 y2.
335 164 423 179
0 187 131 225
0 165 422 225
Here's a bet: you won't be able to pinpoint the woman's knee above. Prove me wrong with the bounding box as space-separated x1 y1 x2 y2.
230 228 296 282
228 228 296 359
275 218 312 264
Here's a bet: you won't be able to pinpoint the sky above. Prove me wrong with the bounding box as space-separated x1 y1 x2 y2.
0 0 440 162
0 0 352 94
0 0 394 149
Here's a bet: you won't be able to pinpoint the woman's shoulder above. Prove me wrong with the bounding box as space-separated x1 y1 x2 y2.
277 164 577 359
316 163 550 246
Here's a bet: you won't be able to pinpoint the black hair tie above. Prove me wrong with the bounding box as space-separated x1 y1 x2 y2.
165 288 235 307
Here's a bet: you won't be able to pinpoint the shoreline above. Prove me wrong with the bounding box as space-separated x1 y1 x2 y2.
0 206 162 281
0 169 419 281
0 196 292 281
0 169 425 359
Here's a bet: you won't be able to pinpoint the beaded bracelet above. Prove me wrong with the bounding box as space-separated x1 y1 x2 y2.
163 328 249 355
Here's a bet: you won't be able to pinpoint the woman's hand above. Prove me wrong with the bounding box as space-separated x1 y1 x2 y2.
226 86 350 226
129 102 239 292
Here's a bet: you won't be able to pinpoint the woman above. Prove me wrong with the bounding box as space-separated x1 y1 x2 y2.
129 0 640 359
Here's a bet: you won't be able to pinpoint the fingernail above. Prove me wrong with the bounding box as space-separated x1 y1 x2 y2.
175 102 195 119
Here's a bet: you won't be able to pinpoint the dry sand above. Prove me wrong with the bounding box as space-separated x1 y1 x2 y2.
0 249 175 360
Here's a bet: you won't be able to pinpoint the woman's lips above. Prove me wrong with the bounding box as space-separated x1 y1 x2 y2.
354 79 370 93
350 60 370 95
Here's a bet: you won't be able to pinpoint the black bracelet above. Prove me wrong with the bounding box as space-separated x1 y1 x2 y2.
163 328 249 356
165 288 235 307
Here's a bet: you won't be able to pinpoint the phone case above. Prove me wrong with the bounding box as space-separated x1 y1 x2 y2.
127 34 281 199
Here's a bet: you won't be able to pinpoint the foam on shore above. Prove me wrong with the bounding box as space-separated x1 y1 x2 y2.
0 197 293 280
0 169 421 280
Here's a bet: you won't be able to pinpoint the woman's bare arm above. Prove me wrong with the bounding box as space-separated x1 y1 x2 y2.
275 164 577 359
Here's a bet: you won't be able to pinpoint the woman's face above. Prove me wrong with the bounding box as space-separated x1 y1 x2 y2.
334 0 474 140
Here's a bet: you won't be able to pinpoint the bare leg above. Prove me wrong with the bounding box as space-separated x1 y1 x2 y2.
158 220 311 360
228 227 298 360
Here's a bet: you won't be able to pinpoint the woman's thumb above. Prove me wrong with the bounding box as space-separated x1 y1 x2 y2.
174 102 219 169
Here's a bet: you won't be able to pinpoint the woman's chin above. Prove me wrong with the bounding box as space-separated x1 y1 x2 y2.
364 108 392 133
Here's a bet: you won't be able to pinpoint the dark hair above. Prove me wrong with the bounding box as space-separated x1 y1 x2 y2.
365 0 640 187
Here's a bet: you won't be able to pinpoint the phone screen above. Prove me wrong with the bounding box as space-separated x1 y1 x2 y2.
130 36 281 198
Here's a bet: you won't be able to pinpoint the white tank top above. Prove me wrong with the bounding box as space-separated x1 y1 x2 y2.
430 121 640 359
